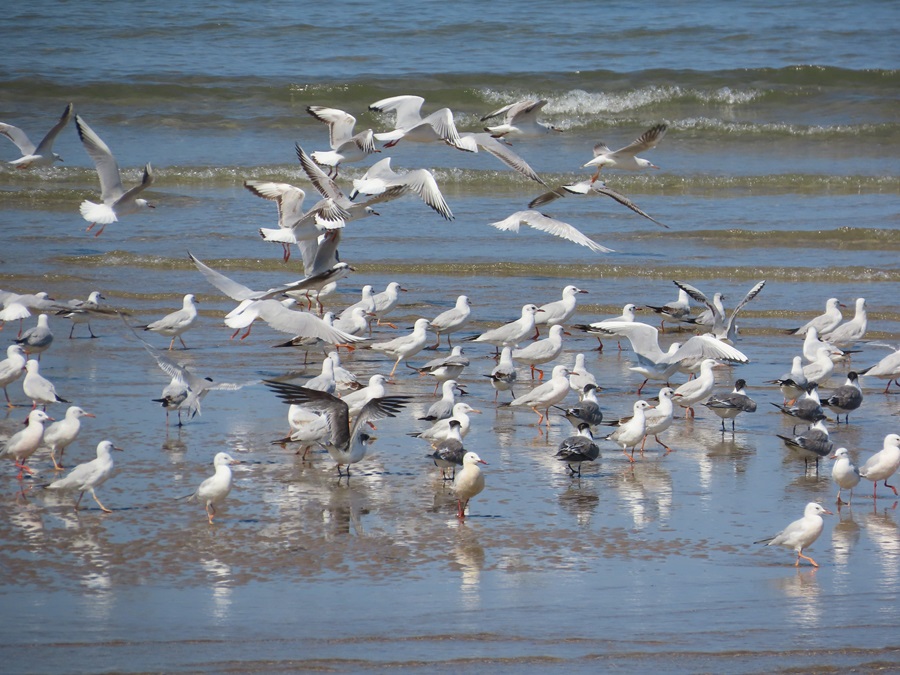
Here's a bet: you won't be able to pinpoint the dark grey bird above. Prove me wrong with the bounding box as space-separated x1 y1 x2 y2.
555 423 600 476
770 383 827 433
777 419 833 472
425 419 465 480
823 371 863 424
765 356 808 405
703 379 757 432
265 381 411 477
554 383 603 428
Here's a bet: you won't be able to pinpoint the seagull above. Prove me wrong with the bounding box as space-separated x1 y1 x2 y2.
15 314 54 359
823 371 863 424
425 418 465 480
490 210 611 253
555 423 600 476
673 359 720 418
429 295 472 349
858 344 900 393
605 399 651 462
772 383 827 432
22 359 68 408
485 346 517 401
56 291 109 339
332 307 373 344
466 304 544 349
408 350 468 393
801 326 848 363
533 285 587 338
506 365 570 427
703 378 757 431
1 409 53 478
453 451 487 518
568 353 598 394
371 281 408 328
641 387 680 453
349 157 453 221
189 252 359 345
245 180 311 262
574 303 641 351
673 280 766 344
481 98 560 138
187 452 241 524
512 324 565 379
412 402 481 444
755 502 832 567
829 448 860 505
765 356 808 405
777 419 833 471
264 381 411 477
139 294 199 350
454 131 546 184
306 105 378 177
42 406 95 470
646 288 693 332
75 115 154 236
370 94 466 149
0 102 73 169
858 433 900 499
802 347 835 387
821 297 867 346
44 440 122 513
419 379 465 421
528 179 667 228
0 345 27 407
1 291 58 331
370 318 431 378
555 383 603 428
583 123 667 181
785 298 845 337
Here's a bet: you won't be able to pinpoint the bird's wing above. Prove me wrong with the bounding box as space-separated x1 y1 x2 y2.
306 105 357 148
295 144 344 201
257 302 362 344
402 169 454 220
490 210 611 253
348 395 413 442
670 334 749 364
75 115 125 202
369 95 425 129
264 382 350 447
35 102 74 155
460 133 546 185
587 183 668 229
114 163 154 207
590 321 665 360
725 280 766 332
422 108 463 147
244 181 307 226
672 280 714 314
0 123 35 155
527 187 567 209
612 124 667 157
189 252 258 301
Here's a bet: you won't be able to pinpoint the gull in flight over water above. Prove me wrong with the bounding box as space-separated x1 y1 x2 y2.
583 123 667 182
306 105 378 177
0 102 73 169
490 210 611 253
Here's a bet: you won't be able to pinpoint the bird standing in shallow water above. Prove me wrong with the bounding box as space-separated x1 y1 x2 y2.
188 452 241 524
453 452 487 519
755 502 832 567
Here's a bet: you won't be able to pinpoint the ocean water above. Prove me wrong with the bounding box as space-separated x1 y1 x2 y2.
1 1 899 672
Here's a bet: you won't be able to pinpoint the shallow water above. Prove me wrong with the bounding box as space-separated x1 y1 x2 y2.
1 0 899 672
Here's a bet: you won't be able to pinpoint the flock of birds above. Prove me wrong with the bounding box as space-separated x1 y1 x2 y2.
2 97 899 566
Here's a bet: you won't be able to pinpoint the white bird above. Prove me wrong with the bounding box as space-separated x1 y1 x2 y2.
408 349 468 393
371 318 431 378
765 355 808 405
490 210 611 253
370 94 465 149
303 355 338 394
340 374 389 418
0 102 73 169
703 378 757 431
454 131 546 184
189 253 359 345
823 371 863 424
802 326 847 363
419 379 464 421
583 123 667 181
646 288 693 332
1 409 52 478
785 298 844 337
673 359 719 417
641 387 680 453
466 304 543 349
264 381 411 476
568 353 598 395
413 402 481 444
605 399 651 462
755 502 832 567
350 157 453 221
42 406 95 470
44 440 122 513
22 359 68 408
453 451 487 518
485 346 517 401
772 384 828 434
429 295 472 349
829 448 860 505
75 115 154 236
533 285 587 337
333 307 373 342
674 280 766 344
858 433 900 500
481 98 560 138
0 290 57 328
802 347 835 386
506 365 570 427
528 179 667 228
15 314 54 358
512 324 565 379
822 297 867 346
245 180 311 262
371 281 408 328
0 345 27 407
140 294 199 350
555 423 600 476
859 345 900 393
56 291 108 339
327 350 361 393
188 452 241 524
306 105 377 177
339 285 376 321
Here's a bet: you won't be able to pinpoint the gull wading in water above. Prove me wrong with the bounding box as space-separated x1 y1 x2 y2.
755 502 832 568
1 409 53 479
42 406 95 470
0 345 27 407
75 115 154 236
533 286 588 339
828 448 860 506
466 304 544 350
505 365 570 428
605 399 651 462
702 378 757 431
453 451 487 519
785 298 845 337
370 318 431 379
556 383 604 428
43 440 122 513
429 295 472 349
858 344 900 393
0 102 73 169
186 452 241 524
583 123 667 181
139 294 199 350
485 346 517 401
858 434 900 500
23 359 68 409
555 423 600 476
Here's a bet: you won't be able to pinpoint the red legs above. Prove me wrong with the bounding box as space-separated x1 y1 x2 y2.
531 406 547 427
281 244 291 263
206 502 216 524
884 480 898 497
457 499 468 519
529 365 545 380
229 325 252 341
655 436 673 455
593 338 604 352
532 326 540 340
14 459 36 480
622 447 636 463
334 343 356 352
179 336 188 349
86 222 106 236
590 169 602 184
636 379 649 396
795 551 819 568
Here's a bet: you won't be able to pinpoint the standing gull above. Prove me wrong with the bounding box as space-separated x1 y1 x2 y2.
673 359 720 418
408 348 468 392
703 378 757 431
140 294 199 350
1 409 53 478
605 400 651 462
0 345 27 407
370 318 431 378
56 291 107 339
485 346 517 401
419 379 465 422
533 285 587 338
15 314 54 359
777 419 833 471
453 452 487 519
413 402 481 444
646 288 692 332
187 452 242 524
829 448 860 505
823 371 863 424
512 324 565 379
22 359 68 408
785 298 844 337
425 419 465 480
0 102 73 169
858 345 900 393
755 502 832 568
858 434 900 499
556 383 604 428
42 406 95 470
466 304 543 350
506 365 570 428
822 298 867 346
44 440 122 513
555 423 600 476
766 356 808 405
429 295 472 349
